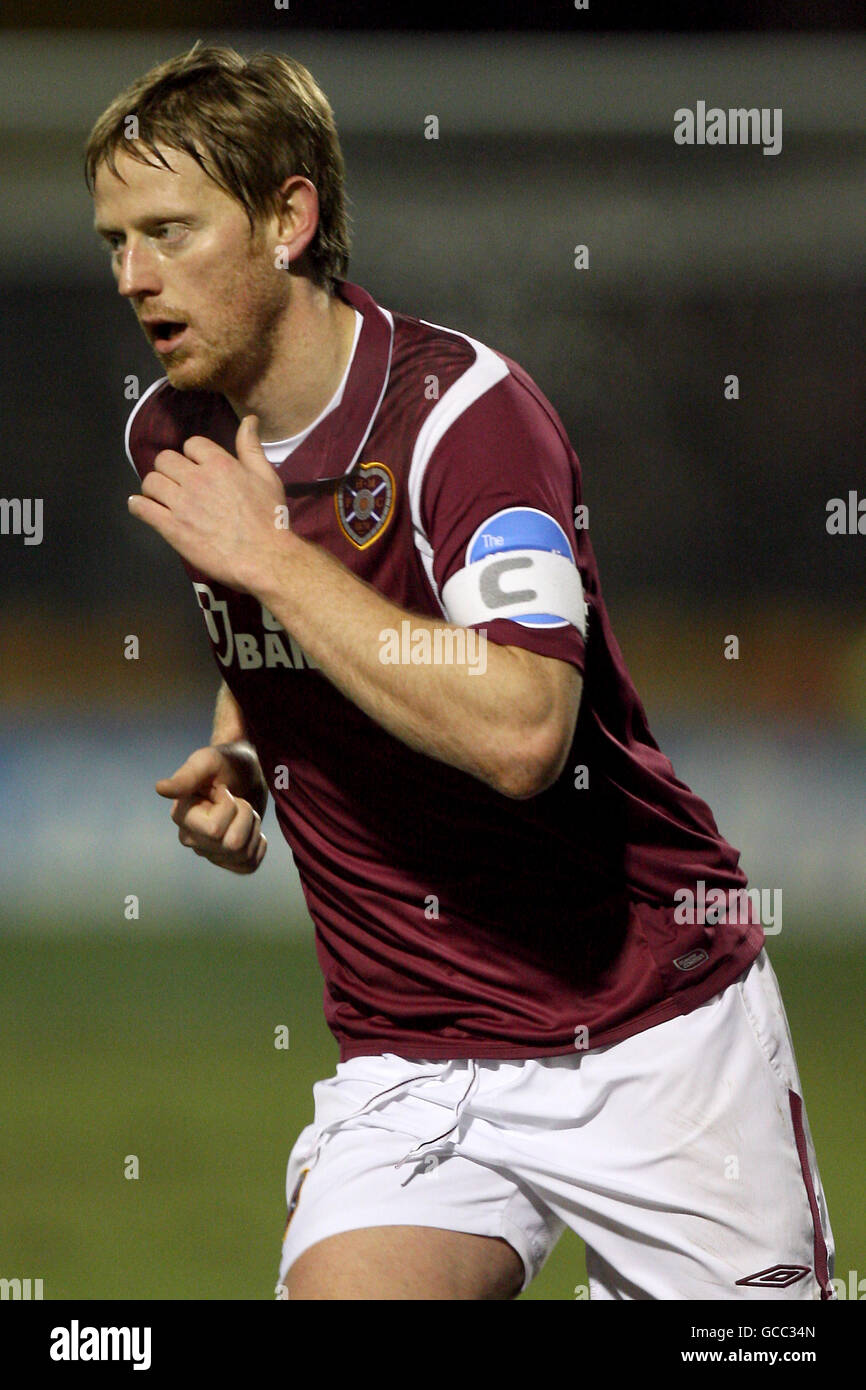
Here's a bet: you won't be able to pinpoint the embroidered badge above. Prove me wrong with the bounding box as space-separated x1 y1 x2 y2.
335 462 395 549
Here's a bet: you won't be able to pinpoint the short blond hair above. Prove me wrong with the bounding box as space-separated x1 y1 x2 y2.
84 41 351 290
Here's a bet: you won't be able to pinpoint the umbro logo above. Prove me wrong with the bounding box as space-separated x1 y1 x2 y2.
673 949 709 972
735 1265 811 1290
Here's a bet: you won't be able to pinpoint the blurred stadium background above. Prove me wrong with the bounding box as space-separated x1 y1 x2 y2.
1 10 864 1300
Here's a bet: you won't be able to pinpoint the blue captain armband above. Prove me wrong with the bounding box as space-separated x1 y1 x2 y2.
441 507 588 635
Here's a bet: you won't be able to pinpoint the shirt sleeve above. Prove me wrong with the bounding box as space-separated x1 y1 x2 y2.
418 367 589 673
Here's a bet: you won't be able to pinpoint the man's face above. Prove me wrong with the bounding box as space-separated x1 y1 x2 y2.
93 144 288 395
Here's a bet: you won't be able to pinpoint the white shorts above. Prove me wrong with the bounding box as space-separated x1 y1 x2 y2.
277 949 835 1299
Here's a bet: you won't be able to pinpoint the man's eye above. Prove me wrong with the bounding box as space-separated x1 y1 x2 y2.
154 224 187 243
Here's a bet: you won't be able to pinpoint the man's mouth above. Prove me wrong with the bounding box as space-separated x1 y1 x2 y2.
144 319 189 353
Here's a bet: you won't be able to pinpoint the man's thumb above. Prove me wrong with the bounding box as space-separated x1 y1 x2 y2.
236 414 272 476
155 748 221 799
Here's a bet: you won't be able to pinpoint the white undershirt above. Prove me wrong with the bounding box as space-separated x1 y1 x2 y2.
261 309 363 465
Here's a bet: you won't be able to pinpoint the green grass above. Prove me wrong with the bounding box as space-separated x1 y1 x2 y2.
0 929 861 1300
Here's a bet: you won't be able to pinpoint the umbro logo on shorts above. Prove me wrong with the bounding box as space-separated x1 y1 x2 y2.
735 1265 811 1289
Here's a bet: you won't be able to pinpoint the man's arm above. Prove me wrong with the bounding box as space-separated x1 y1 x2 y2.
207 679 269 818
153 680 269 872
256 534 581 800
130 416 583 800
210 678 247 744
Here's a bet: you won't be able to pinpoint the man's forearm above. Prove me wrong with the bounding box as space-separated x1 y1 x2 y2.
251 531 578 799
210 679 247 745
208 680 269 816
130 416 576 795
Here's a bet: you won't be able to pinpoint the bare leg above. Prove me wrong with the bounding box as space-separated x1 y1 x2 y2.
282 1225 525 1300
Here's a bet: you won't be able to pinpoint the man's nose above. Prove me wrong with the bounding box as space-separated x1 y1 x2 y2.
116 237 161 299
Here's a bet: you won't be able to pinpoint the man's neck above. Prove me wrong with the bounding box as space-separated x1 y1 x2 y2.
227 282 358 443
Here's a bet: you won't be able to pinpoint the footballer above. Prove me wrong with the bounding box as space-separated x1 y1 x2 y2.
86 43 835 1301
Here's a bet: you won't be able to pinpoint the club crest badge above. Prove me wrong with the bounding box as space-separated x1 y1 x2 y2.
335 461 395 549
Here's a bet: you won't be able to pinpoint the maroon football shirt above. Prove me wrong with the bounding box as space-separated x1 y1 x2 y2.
126 279 763 1061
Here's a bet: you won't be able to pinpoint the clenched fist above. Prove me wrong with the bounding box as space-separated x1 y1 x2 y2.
156 742 269 874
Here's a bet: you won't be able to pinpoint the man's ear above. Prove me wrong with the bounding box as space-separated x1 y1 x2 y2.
273 175 319 267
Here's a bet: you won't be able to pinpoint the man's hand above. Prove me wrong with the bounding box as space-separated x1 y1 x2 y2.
128 414 288 592
156 744 268 874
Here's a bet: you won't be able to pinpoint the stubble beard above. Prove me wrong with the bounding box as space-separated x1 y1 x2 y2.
160 262 287 399
156 310 278 398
